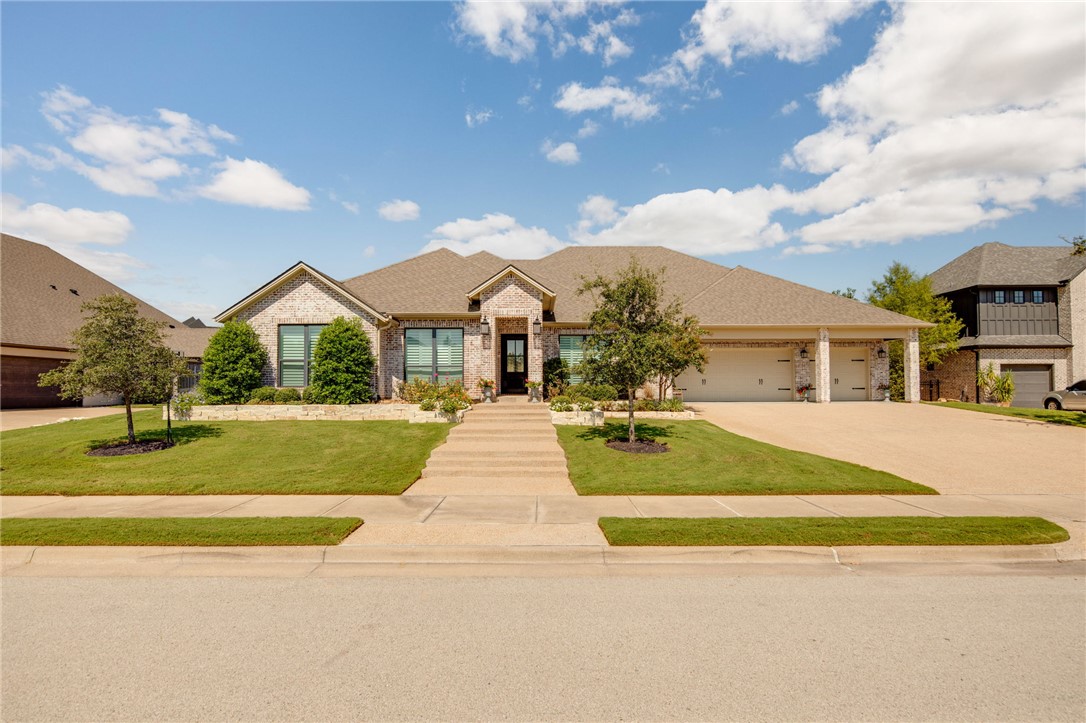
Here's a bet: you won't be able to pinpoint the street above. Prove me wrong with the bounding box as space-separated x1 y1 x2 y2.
3 569 1083 721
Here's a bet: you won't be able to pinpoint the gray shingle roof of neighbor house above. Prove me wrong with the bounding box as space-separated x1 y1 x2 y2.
958 334 1073 349
0 233 216 358
928 242 1086 295
338 244 928 327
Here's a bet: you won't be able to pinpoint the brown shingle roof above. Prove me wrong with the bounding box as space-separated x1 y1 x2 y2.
929 242 1086 295
1 233 213 357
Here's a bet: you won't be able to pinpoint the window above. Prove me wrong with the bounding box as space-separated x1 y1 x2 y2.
560 335 589 385
994 290 1006 304
1032 290 1044 304
1013 290 1025 304
405 328 463 385
278 324 325 387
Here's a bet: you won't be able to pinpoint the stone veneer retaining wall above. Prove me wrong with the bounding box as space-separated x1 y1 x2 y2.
167 404 460 423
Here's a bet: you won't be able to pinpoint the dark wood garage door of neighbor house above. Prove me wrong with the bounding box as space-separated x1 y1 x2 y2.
0 356 67 409
1003 364 1052 409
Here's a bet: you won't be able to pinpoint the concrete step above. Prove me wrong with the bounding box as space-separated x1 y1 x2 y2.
428 447 566 460
434 440 564 453
450 430 557 440
423 456 567 469
462 418 553 427
421 465 567 478
404 476 577 496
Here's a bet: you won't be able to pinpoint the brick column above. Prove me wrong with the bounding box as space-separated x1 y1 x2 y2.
904 327 921 403
529 317 543 382
815 327 831 403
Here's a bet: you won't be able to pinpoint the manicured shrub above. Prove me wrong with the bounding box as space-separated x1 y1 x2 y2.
301 386 317 404
397 378 436 403
570 384 618 401
411 380 471 414
274 387 302 403
549 395 573 412
307 317 376 404
249 386 277 403
200 321 269 405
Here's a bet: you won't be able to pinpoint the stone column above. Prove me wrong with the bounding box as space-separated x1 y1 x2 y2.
815 327 831 403
529 317 543 382
904 328 921 403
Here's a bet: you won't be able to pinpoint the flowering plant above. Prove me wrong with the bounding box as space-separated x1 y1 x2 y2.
477 378 495 389
796 385 810 395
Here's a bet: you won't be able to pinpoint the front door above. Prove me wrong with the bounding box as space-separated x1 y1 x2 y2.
501 334 528 394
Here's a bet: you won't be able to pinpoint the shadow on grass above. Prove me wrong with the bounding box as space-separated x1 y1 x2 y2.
574 422 676 443
88 424 224 451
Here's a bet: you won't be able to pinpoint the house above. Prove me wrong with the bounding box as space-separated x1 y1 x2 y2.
217 246 929 403
0 233 216 408
922 242 1086 407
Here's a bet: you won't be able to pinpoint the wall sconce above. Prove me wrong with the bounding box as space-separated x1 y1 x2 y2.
799 347 809 360
533 319 542 335
480 318 490 336
878 347 887 359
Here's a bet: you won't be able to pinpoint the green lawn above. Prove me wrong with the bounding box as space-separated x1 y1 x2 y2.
599 516 1069 546
925 401 1086 428
556 421 936 495
0 517 362 546
0 410 450 495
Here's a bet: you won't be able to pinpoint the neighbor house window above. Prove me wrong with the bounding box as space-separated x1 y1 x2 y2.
1013 290 1025 304
405 328 463 385
994 290 1006 304
560 335 590 385
1032 290 1044 304
279 324 325 387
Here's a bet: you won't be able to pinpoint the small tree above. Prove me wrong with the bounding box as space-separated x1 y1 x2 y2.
1062 235 1085 256
307 316 376 404
38 295 183 444
579 261 704 444
200 321 268 404
867 262 964 400
648 315 707 402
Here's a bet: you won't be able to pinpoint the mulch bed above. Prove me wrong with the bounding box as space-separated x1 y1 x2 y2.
605 439 670 454
86 440 174 457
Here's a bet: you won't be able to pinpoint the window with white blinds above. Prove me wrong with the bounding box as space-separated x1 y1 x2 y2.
559 335 588 385
278 324 325 387
405 328 463 385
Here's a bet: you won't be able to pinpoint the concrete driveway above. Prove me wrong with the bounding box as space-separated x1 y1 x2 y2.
0 406 127 432
692 402 1086 495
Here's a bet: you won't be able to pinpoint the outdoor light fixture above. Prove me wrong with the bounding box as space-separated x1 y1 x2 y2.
533 319 542 335
878 348 887 359
480 318 490 335
800 347 809 360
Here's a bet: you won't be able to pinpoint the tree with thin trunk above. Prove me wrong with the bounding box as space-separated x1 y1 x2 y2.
39 295 185 444
578 261 705 444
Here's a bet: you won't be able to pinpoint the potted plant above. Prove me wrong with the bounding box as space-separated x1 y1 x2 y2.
526 380 543 403
796 384 810 402
477 378 495 403
877 382 891 401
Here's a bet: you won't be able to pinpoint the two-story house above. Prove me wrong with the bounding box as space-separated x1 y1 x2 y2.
922 243 1086 407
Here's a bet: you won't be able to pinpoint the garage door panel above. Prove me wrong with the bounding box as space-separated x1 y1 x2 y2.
677 348 793 402
1002 365 1051 409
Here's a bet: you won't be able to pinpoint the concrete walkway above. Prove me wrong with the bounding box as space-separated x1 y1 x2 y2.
404 396 576 496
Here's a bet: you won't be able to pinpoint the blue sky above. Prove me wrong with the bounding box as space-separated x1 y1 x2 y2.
3 1 1084 322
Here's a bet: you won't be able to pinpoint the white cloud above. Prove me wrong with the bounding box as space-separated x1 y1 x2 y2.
465 107 495 128
541 140 581 165
574 194 620 235
421 212 565 258
653 162 671 175
362 245 377 258
779 100 800 116
576 119 600 139
642 1 872 88
197 157 311 211
555 77 660 122
517 95 534 111
0 194 145 281
341 201 360 215
378 199 421 222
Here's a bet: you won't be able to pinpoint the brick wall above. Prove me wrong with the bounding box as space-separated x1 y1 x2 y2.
921 349 977 402
235 271 380 389
480 275 544 393
381 318 483 400
981 347 1071 392
1065 271 1086 380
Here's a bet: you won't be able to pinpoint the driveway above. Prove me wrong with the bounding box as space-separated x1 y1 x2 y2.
692 402 1086 495
0 406 127 432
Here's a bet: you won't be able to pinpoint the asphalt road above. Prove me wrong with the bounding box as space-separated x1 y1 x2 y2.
3 572 1084 721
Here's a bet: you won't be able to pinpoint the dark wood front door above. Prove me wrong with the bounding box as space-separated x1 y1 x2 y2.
501 335 528 394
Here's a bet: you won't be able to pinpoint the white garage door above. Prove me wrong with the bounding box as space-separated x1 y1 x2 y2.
676 348 794 402
827 347 869 401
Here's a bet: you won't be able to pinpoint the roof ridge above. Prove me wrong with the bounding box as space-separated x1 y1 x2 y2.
341 247 467 285
684 266 739 306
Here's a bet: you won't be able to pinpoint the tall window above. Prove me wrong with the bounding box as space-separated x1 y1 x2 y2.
279 324 325 387
560 335 589 385
405 328 463 385
1013 290 1025 304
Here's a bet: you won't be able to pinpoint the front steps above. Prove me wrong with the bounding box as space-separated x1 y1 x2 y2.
404 397 577 496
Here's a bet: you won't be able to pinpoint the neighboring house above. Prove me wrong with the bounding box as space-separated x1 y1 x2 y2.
922 243 1086 408
0 233 216 408
218 246 929 403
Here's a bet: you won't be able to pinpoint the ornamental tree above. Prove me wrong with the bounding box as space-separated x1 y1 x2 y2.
199 320 269 404
38 294 186 444
307 316 376 404
578 260 705 444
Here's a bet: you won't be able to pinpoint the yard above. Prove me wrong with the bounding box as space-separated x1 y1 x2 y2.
0 410 450 495
0 517 362 546
923 401 1086 428
555 420 936 495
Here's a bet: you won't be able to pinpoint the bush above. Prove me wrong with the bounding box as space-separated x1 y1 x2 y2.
411 380 472 414
301 386 317 404
543 357 569 398
274 387 302 403
307 317 376 404
200 321 269 404
171 391 203 420
568 383 618 401
549 395 573 412
550 394 597 412
396 378 436 403
249 386 277 403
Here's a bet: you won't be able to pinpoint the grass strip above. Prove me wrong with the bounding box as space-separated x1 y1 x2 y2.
598 516 1069 546
557 421 936 495
0 517 362 546
924 401 1086 428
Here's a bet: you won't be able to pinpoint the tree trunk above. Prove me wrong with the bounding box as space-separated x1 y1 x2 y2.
627 387 636 443
124 394 135 444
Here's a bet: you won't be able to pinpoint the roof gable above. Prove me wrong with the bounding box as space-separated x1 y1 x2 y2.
467 265 556 309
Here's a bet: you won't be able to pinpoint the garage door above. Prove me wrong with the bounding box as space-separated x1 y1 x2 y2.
1002 364 1051 409
676 348 793 402
0 356 68 409
827 347 869 401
